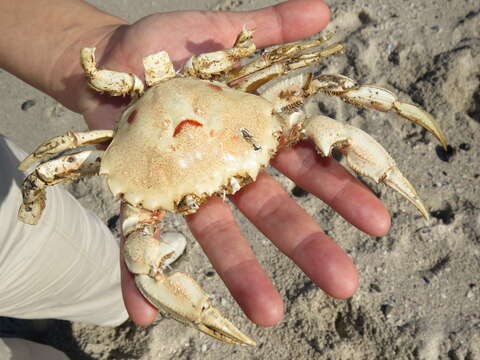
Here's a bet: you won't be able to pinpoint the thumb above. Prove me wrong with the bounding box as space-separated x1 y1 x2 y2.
218 0 331 48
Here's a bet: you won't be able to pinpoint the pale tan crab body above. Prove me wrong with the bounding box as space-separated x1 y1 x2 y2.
102 78 282 213
17 28 448 346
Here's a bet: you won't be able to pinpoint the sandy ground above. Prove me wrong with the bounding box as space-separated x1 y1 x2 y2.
1 0 479 359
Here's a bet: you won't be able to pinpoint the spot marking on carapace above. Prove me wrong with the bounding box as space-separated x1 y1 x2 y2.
173 119 203 137
127 110 138 124
207 83 223 91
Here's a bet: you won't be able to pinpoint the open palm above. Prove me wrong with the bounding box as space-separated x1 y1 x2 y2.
78 1 391 327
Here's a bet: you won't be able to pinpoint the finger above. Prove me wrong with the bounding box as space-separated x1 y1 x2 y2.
230 172 359 299
120 243 158 326
132 1 330 66
220 0 331 47
186 197 284 326
271 141 391 237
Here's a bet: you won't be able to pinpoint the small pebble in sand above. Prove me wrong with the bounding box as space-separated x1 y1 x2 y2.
21 99 35 111
435 145 456 162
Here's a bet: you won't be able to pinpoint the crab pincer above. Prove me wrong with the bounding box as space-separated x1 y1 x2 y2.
121 203 255 345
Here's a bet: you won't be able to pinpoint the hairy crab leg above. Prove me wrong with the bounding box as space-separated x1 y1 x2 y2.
182 27 256 79
18 150 103 224
309 74 448 149
231 43 344 93
120 203 255 346
18 130 113 171
260 72 313 114
224 32 340 83
81 48 145 96
304 115 429 218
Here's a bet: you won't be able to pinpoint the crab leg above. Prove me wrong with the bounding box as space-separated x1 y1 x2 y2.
18 130 113 171
18 150 103 224
309 74 448 149
120 203 255 346
81 48 144 96
225 32 340 83
260 72 313 116
304 115 429 218
143 51 176 86
182 27 256 79
232 43 344 93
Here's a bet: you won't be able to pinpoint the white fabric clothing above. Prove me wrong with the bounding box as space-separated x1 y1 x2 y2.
0 338 68 360
0 135 129 359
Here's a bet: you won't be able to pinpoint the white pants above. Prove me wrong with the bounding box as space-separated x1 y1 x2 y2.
0 136 128 358
0 338 69 360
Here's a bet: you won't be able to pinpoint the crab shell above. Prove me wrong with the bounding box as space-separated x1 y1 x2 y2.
100 78 283 213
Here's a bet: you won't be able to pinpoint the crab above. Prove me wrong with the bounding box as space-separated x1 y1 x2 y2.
17 28 448 346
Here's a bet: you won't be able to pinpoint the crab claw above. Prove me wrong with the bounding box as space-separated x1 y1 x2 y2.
135 273 256 346
305 115 430 219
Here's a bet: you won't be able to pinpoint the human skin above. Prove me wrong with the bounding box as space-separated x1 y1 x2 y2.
0 0 390 327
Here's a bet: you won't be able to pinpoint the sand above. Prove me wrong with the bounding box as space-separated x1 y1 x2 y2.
0 0 479 359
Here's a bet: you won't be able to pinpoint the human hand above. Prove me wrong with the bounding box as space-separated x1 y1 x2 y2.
71 1 391 327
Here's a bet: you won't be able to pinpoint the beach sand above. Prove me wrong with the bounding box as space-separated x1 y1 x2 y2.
0 0 479 358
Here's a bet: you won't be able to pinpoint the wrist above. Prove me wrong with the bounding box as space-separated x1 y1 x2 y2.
0 0 127 114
